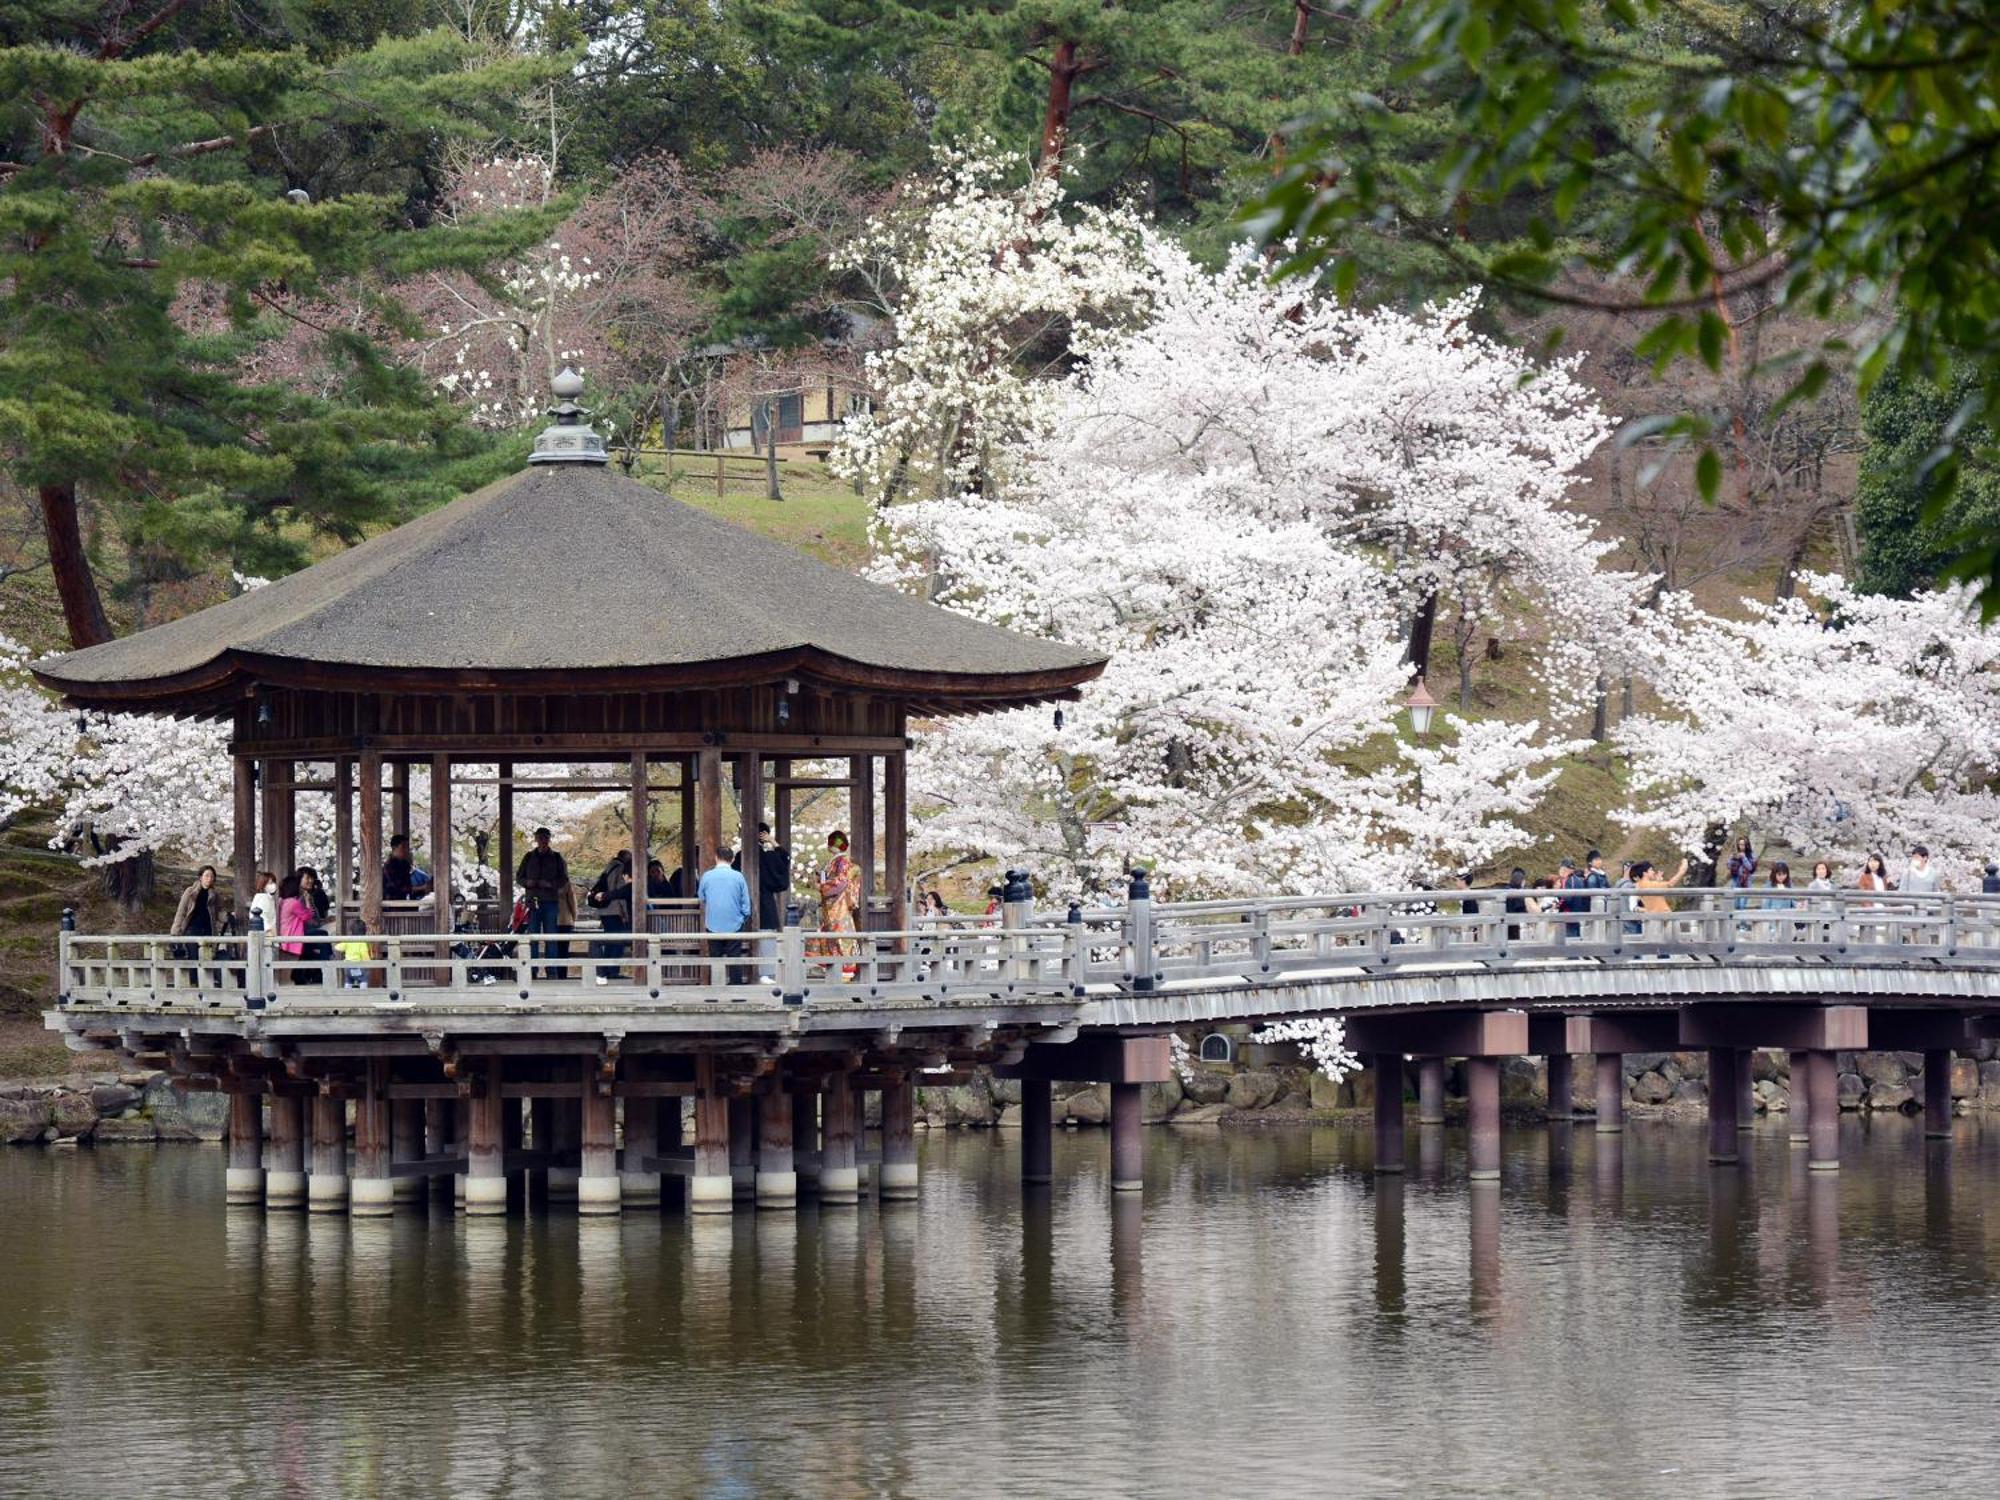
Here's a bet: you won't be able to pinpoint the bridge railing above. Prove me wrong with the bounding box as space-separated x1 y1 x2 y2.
56 885 2000 1014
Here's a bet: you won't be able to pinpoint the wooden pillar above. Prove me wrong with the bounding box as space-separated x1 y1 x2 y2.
454 1096 470 1210
352 1060 393 1216
882 749 908 931
497 759 515 915
697 748 723 873
679 759 698 886
226 1091 264 1205
1021 1077 1053 1185
630 752 650 951
333 756 354 923
390 761 411 846
266 1095 305 1208
792 1080 820 1195
1110 1080 1144 1193
358 749 384 940
691 1054 732 1214
1788 1049 1811 1146
773 758 793 867
578 1083 620 1215
1466 1056 1501 1182
1737 1047 1756 1132
819 1075 859 1203
465 1059 506 1215
1806 1050 1840 1171
424 1097 450 1200
729 1093 755 1199
849 755 876 925
231 755 257 917
1417 1057 1446 1125
428 753 452 929
308 1093 348 1212
1594 1053 1624 1134
260 757 292 878
740 751 763 929
549 1093 580 1199
880 1074 917 1200
1546 1052 1573 1122
391 1099 423 1203
1372 1055 1405 1174
756 1081 796 1209
1924 1049 1953 1139
503 1094 526 1215
621 1096 661 1207
1707 1047 1739 1164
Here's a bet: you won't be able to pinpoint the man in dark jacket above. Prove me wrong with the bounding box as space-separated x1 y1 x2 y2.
732 822 792 930
516 827 569 978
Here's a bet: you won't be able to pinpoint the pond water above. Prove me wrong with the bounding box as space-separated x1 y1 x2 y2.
2 1115 1997 1498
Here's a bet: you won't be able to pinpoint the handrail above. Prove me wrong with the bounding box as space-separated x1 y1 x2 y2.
55 884 2000 1014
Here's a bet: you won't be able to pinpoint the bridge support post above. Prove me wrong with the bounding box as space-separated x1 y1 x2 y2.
351 1061 393 1217
1706 1048 1739 1164
1806 1050 1839 1172
578 1084 621 1215
548 1095 581 1201
465 1061 506 1216
1737 1049 1756 1132
503 1097 526 1215
266 1094 305 1208
1546 1052 1574 1122
391 1098 423 1203
729 1094 755 1200
1416 1058 1446 1125
528 1097 553 1201
1924 1050 1953 1139
1594 1054 1624 1134
1372 1055 1405 1173
793 1082 821 1196
1110 1080 1144 1192
308 1094 349 1213
1466 1057 1501 1182
621 1098 662 1208
881 1076 919 1200
1788 1051 1811 1146
820 1075 860 1204
756 1083 797 1209
226 1091 263 1206
1022 1077 1053 1184
691 1063 733 1215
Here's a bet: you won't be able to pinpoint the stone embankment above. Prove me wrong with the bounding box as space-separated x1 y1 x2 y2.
0 1072 228 1145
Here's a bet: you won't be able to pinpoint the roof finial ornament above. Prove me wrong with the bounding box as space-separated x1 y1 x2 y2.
528 366 608 466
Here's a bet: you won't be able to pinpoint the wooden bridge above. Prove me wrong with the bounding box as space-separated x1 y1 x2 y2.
47 880 2000 1216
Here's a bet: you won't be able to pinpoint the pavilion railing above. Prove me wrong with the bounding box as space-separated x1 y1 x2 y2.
54 885 2000 1013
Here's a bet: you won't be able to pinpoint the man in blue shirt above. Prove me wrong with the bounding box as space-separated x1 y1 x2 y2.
697 845 752 986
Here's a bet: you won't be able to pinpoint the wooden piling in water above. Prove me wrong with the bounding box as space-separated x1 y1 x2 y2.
351 1061 393 1216
1594 1054 1624 1135
308 1094 348 1213
1706 1048 1739 1165
266 1094 305 1209
465 1060 506 1215
226 1091 263 1206
819 1075 859 1204
391 1099 423 1203
1417 1057 1446 1125
1021 1077 1053 1184
1110 1080 1144 1193
1372 1054 1405 1174
578 1084 620 1215
756 1082 796 1209
880 1076 918 1200
690 1060 732 1214
1466 1057 1501 1182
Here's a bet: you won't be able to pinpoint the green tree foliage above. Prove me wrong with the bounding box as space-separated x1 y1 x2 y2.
1856 369 2000 598
0 2 560 645
1245 0 2000 612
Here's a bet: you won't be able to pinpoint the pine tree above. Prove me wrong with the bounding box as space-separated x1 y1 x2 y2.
0 3 559 646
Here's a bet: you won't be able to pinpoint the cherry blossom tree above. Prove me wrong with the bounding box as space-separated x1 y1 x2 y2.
877 219 1623 897
1615 574 2000 887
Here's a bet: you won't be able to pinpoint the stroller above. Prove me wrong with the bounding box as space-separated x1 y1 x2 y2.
455 898 528 985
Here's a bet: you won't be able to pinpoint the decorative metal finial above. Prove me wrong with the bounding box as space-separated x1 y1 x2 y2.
528 366 608 466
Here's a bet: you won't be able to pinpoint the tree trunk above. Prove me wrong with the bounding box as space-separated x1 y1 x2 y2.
1405 590 1438 679
1038 38 1082 176
1289 0 1311 54
39 481 112 648
765 402 782 501
1591 672 1610 742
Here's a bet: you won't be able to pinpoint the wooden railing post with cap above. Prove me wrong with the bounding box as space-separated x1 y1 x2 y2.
1126 869 1155 992
780 901 806 1005
1002 868 1032 982
1065 902 1087 994
57 906 74 1007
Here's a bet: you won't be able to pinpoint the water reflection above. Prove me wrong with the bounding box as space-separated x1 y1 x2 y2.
8 1118 2000 1495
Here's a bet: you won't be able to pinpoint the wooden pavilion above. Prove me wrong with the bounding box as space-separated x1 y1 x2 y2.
35 371 1102 944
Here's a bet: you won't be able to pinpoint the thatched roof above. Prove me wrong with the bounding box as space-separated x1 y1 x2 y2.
34 463 1104 715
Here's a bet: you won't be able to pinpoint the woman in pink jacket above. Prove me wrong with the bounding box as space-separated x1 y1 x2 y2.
277 873 317 984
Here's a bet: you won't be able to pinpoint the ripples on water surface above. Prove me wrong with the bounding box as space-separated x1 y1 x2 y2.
3 1117 1998 1498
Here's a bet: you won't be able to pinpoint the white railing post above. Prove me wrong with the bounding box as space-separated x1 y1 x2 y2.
1250 904 1272 975
1064 902 1087 995
386 935 405 1000
1942 893 1958 957
1125 869 1155 992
